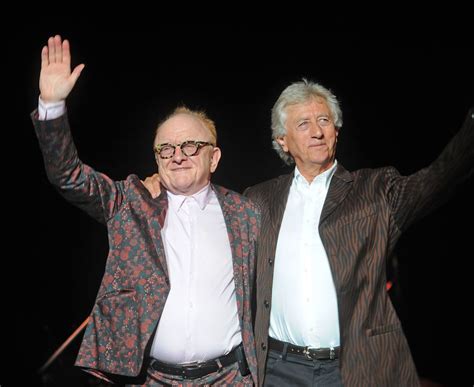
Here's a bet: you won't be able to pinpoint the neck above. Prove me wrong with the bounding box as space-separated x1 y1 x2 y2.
165 182 211 197
298 160 335 183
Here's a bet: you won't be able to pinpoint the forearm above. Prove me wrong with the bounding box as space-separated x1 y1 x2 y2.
32 111 124 223
391 107 474 230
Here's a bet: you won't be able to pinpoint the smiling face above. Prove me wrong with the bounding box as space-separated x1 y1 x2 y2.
153 113 221 196
276 97 339 181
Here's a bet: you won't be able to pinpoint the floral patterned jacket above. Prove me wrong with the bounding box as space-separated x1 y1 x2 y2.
32 112 260 384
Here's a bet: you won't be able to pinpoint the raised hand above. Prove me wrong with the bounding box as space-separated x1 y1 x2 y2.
39 35 85 103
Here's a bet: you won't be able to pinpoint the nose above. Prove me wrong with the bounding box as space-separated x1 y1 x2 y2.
172 145 187 163
310 123 323 139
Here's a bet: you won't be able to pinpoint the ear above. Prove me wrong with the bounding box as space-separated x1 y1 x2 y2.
276 136 288 152
210 147 222 173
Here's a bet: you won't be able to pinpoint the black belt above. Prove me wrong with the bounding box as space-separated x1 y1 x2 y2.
268 337 340 360
149 343 249 379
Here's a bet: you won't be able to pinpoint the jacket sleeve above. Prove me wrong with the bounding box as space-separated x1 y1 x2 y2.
32 110 126 224
386 107 474 231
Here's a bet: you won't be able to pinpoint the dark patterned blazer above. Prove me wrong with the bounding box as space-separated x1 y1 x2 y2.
245 108 473 386
32 112 260 385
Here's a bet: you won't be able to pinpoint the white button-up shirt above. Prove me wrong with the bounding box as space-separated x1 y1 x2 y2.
150 184 242 363
269 162 340 349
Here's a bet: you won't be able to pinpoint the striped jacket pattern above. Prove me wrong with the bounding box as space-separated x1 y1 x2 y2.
245 108 473 386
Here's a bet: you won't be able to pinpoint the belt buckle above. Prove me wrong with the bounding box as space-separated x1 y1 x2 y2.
329 347 335 360
302 346 314 360
181 361 204 379
183 361 202 370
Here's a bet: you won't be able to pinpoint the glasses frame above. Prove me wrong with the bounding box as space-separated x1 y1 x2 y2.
154 140 215 159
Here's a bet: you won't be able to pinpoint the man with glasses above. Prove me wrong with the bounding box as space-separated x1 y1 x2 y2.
32 35 259 385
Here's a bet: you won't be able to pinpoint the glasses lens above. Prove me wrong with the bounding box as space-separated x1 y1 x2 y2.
159 145 175 158
181 142 199 156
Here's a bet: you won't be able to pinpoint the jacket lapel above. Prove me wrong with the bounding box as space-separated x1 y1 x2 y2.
142 185 169 278
269 173 293 239
214 185 245 319
320 165 353 225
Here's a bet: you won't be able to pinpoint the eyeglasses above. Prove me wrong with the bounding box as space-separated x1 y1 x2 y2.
154 140 214 159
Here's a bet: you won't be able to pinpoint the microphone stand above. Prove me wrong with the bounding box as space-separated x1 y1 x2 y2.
38 316 90 374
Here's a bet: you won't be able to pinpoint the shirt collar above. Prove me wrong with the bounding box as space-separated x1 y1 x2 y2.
167 183 213 212
294 159 338 189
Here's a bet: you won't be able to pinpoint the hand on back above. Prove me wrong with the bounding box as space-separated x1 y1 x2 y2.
142 173 161 198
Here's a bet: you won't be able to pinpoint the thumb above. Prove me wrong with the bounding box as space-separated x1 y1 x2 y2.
70 63 85 86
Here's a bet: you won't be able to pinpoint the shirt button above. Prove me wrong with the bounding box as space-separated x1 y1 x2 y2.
264 300 270 308
261 342 267 351
268 258 274 266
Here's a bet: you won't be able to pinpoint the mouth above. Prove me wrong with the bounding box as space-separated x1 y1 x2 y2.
171 167 192 172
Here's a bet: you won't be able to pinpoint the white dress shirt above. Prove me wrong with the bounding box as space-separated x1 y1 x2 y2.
269 162 340 349
37 97 66 120
150 185 242 363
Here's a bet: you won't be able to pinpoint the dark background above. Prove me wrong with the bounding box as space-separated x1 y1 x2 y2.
6 27 473 386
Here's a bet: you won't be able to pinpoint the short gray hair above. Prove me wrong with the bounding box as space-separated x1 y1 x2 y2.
271 79 343 165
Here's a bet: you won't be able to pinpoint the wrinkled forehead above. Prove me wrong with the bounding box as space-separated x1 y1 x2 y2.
286 96 330 117
155 113 210 144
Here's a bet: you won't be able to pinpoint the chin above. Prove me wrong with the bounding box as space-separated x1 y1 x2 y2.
173 184 193 194
309 157 329 165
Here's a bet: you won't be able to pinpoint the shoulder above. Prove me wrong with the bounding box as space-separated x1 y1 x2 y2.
244 173 292 199
214 184 254 205
342 166 405 202
331 160 398 181
213 184 260 214
119 174 157 203
350 166 401 183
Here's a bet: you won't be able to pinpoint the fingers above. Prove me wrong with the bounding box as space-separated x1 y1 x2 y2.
142 173 162 198
62 39 71 67
47 36 55 63
54 35 62 64
46 35 66 64
41 45 48 69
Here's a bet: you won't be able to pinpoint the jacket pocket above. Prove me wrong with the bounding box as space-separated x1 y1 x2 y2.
91 289 142 375
96 289 136 316
366 323 401 337
337 204 377 227
96 288 135 303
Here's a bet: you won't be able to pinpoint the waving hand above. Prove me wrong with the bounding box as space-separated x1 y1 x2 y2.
39 35 85 103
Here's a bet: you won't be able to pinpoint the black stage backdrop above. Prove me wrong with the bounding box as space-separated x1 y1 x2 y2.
6 27 473 386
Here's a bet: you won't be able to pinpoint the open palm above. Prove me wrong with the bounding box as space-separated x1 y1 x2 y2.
39 35 84 102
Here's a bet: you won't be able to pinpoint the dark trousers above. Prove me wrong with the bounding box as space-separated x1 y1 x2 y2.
264 349 342 387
